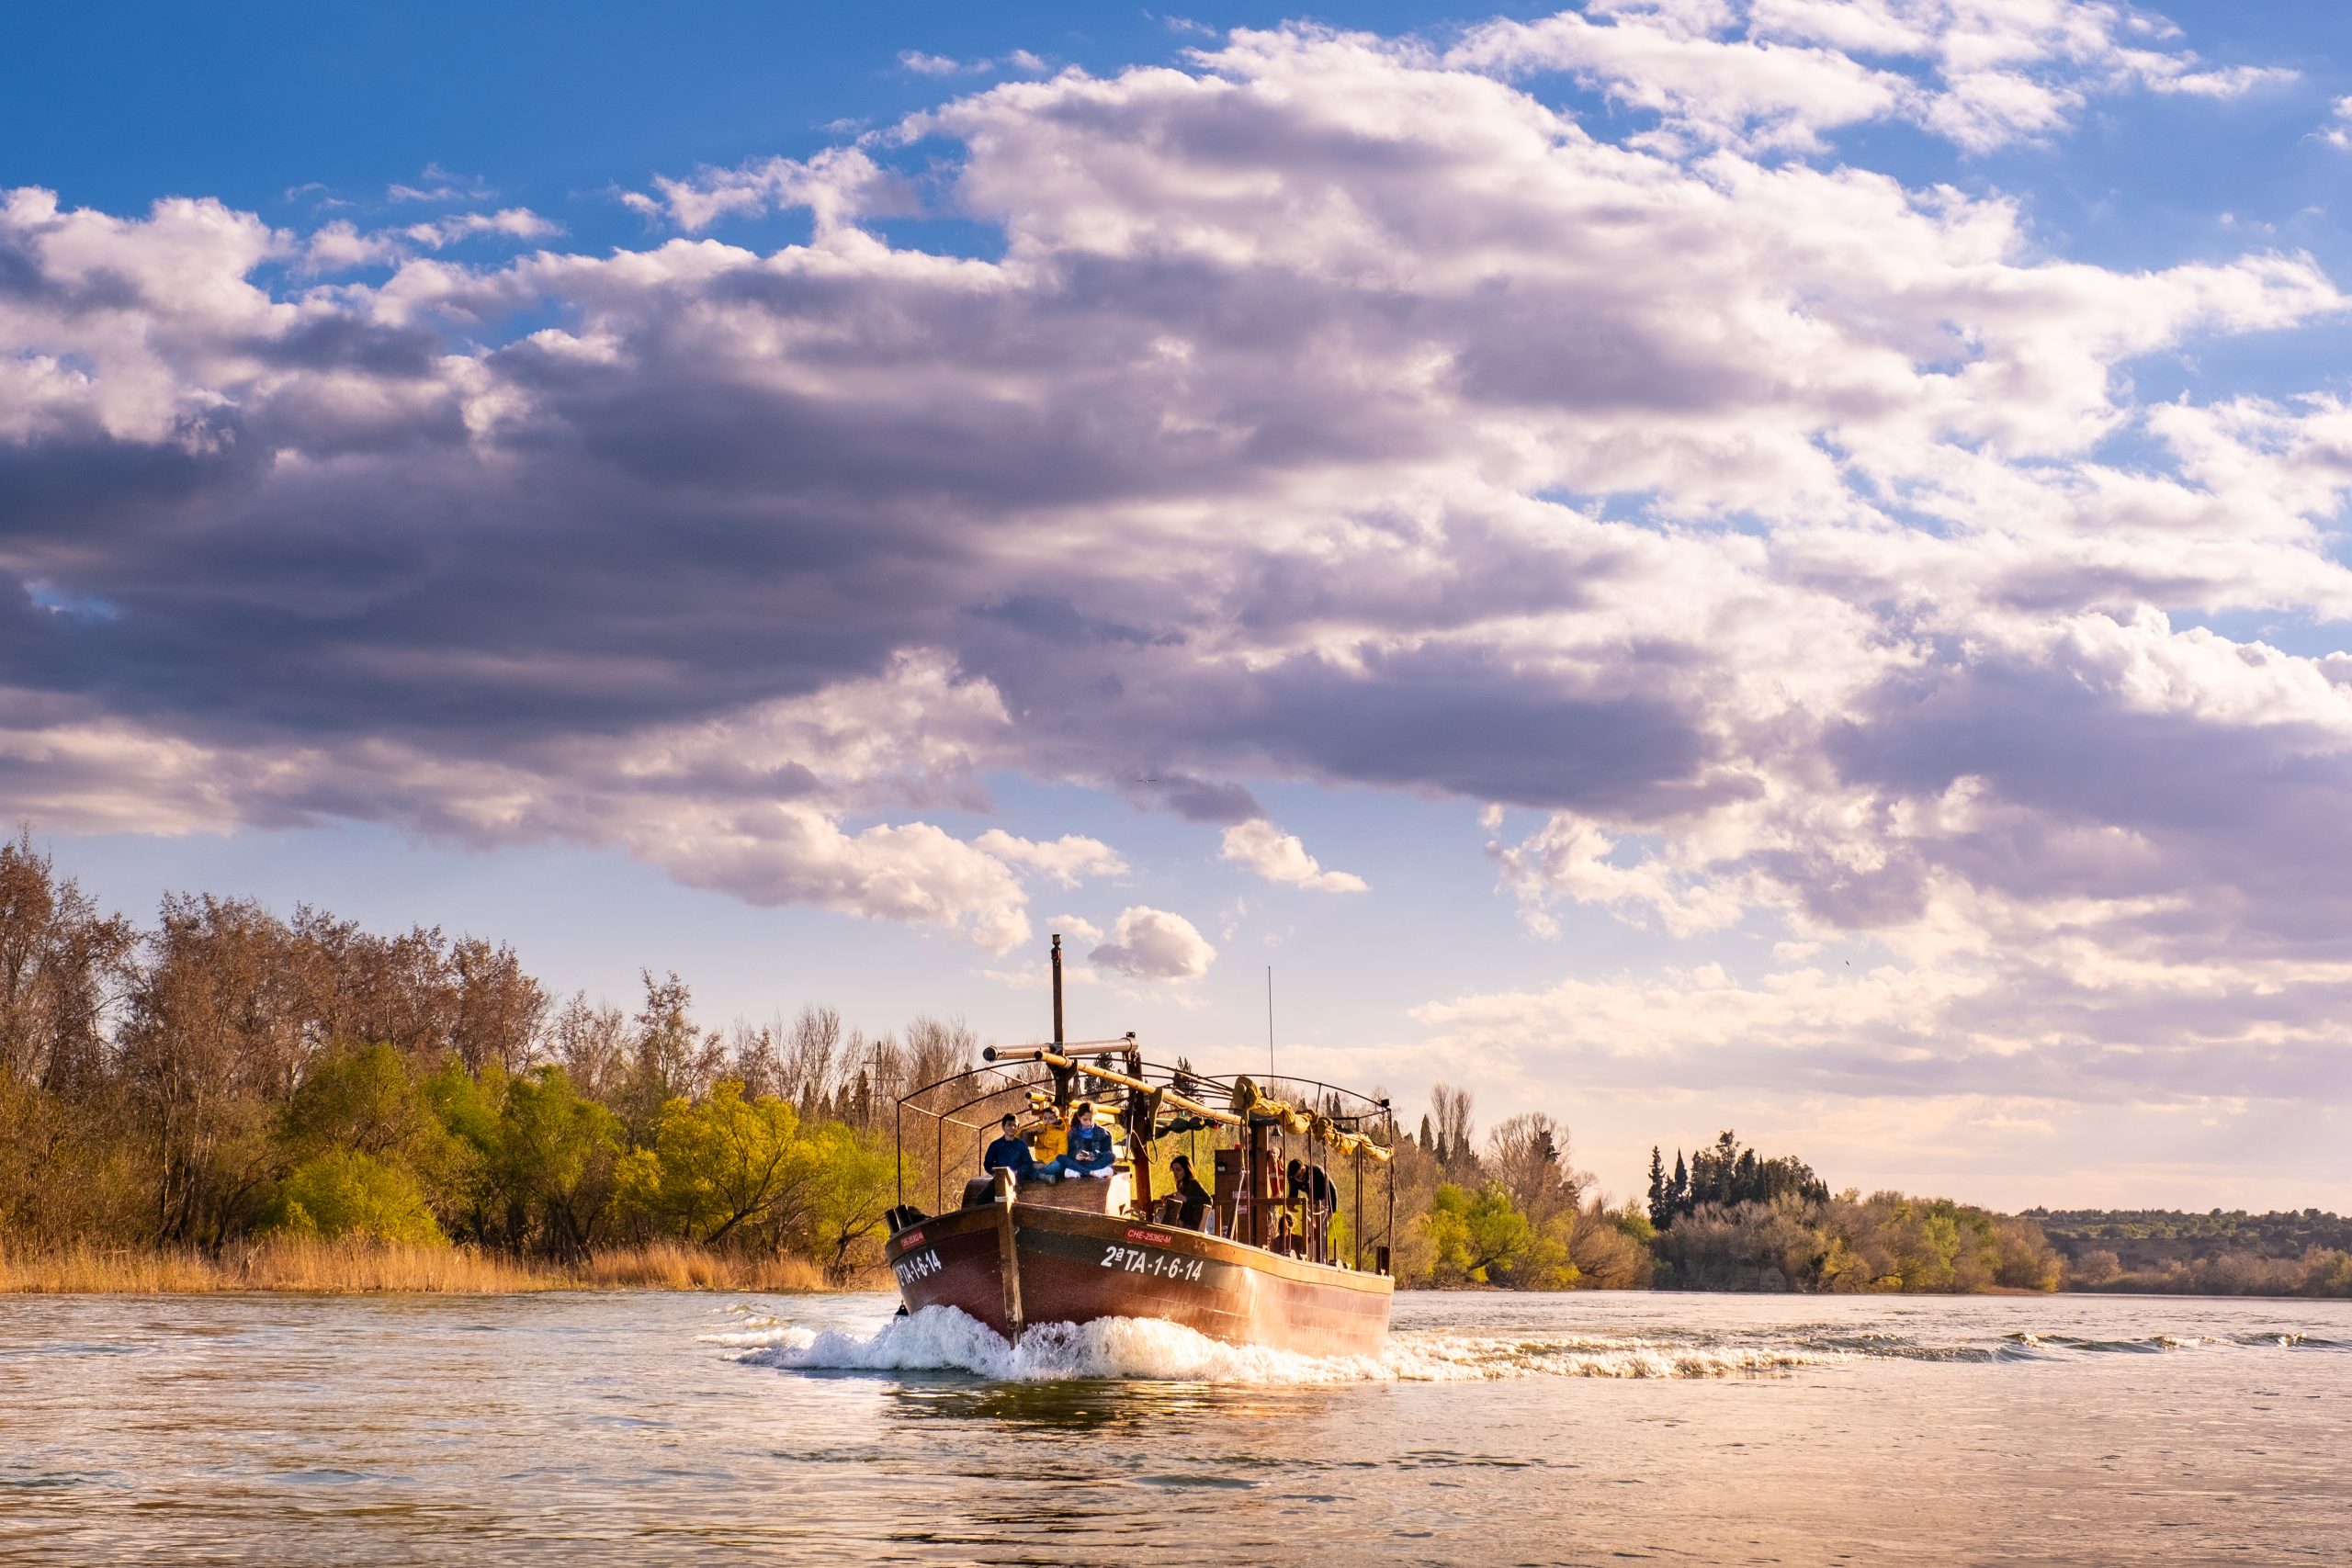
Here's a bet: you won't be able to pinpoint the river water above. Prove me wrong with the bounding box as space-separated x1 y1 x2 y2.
4 1289 2348 1565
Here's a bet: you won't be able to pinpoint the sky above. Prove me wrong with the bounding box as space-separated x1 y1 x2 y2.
6 0 2352 1211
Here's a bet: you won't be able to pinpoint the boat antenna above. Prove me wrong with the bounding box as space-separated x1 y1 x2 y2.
1051 933 1065 1048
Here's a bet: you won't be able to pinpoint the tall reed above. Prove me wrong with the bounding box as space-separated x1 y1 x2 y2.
0 1237 849 1294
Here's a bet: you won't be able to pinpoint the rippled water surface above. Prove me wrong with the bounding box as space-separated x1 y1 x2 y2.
5 1290 2349 1564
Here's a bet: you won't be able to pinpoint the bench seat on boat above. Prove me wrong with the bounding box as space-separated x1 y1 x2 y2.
1015 1167 1132 1215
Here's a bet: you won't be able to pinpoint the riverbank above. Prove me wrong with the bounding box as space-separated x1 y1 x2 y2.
0 1238 851 1294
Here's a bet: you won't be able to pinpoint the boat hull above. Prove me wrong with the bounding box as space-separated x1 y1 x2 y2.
884 1201 1394 1357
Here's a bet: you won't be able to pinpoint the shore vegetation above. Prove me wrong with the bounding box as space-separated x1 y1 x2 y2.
3 833 2343 1298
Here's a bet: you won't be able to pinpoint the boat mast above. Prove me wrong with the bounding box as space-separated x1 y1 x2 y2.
1051 933 1065 1048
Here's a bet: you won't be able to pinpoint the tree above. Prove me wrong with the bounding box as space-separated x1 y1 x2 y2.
449 1066 622 1258
1487 1112 1580 1229
797 1121 895 1280
1423 1181 1534 1285
283 1043 430 1161
263 1149 446 1246
1429 1082 1475 1171
1646 1146 1669 1229
119 894 316 1244
0 829 137 1094
614 972 722 1137
618 1080 819 1247
448 938 547 1075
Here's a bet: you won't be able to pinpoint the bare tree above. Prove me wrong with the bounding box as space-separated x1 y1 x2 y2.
449 937 547 1074
119 894 312 1243
899 1015 977 1113
548 992 628 1102
1487 1111 1581 1228
780 1005 843 1116
1429 1081 1476 1170
0 829 136 1094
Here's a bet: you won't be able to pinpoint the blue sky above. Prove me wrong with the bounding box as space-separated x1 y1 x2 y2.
7 0 2352 1208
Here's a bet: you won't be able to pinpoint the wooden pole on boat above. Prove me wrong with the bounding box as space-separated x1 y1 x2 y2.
1247 1118 1268 1250
1050 933 1065 1049
1353 1146 1364 1272
996 1178 1025 1346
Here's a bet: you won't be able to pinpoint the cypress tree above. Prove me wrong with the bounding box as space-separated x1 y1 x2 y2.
1645 1146 1668 1228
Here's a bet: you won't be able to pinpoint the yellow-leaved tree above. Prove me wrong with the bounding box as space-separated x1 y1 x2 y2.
617 1080 820 1249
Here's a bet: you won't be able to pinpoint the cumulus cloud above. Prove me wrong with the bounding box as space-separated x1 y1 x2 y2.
1455 0 2294 153
1089 906 1218 981
303 208 561 273
899 49 1051 77
2320 96 2352 151
0 12 2346 1126
1219 818 1369 892
973 829 1129 887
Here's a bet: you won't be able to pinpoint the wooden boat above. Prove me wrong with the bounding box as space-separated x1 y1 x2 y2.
880 936 1397 1356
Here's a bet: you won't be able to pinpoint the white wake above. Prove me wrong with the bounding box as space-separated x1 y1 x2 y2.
715 1305 1848 1384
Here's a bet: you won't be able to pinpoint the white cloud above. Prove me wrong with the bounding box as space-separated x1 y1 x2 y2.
1218 818 1369 892
1457 0 2293 154
899 51 970 76
618 145 913 232
2320 96 2352 151
899 50 1052 79
974 829 1129 886
1048 913 1104 944
300 208 561 274
1090 906 1218 980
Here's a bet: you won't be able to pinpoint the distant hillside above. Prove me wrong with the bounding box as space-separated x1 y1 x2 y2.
2026 1209 2352 1296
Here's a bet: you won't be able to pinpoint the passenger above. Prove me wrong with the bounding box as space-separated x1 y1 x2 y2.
1165 1153 1212 1230
982 1113 1035 1185
1034 1101 1115 1182
1287 1157 1337 1213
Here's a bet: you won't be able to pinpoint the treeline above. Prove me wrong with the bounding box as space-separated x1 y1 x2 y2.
1639 1131 2060 1292
1384 1086 1657 1289
1385 1105 2063 1295
0 833 957 1279
9 831 2346 1301
2030 1209 2352 1298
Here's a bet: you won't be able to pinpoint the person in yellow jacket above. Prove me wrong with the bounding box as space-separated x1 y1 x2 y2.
1026 1108 1068 1167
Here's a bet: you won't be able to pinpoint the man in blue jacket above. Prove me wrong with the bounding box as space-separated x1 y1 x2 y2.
982 1113 1035 1185
1035 1102 1115 1183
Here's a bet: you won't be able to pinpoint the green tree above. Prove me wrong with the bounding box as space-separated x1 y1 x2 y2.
284 1042 429 1160
439 1065 620 1257
618 1080 818 1247
796 1121 896 1280
1422 1181 1535 1285
262 1148 446 1245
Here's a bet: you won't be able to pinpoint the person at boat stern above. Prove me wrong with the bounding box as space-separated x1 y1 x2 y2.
984 1114 1035 1185
1164 1154 1213 1230
1034 1102 1115 1182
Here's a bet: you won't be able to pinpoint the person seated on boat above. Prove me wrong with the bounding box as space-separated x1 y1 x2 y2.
1162 1153 1212 1230
1034 1101 1116 1182
983 1113 1036 1186
1027 1106 1068 1167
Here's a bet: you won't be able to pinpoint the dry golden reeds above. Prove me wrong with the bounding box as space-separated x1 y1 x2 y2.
0 1236 853 1295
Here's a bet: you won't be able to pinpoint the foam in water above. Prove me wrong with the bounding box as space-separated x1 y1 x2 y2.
719 1306 1849 1385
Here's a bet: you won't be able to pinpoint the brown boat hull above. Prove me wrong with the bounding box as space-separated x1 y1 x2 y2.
884 1201 1394 1358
